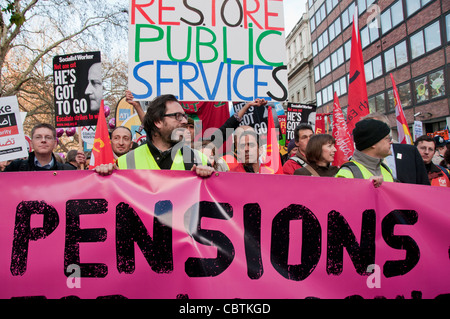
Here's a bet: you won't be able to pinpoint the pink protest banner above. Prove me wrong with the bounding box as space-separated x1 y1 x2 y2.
0 170 449 299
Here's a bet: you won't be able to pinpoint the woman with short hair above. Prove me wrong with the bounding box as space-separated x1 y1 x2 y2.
293 134 338 177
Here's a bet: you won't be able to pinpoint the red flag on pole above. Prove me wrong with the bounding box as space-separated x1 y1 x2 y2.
89 100 115 169
260 106 283 174
346 6 369 135
332 92 355 167
390 73 413 145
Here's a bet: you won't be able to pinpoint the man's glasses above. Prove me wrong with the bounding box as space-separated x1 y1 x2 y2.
163 112 188 122
33 135 55 141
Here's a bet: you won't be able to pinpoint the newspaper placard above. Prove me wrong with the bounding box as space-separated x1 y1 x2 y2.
53 51 102 127
0 96 29 161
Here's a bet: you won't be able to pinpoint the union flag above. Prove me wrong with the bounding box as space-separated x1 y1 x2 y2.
347 6 369 135
260 106 283 174
391 73 413 145
89 100 115 169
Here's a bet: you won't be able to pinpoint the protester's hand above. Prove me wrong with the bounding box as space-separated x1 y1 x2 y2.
94 163 117 176
191 164 214 178
369 175 384 188
75 151 86 167
125 90 145 122
238 98 268 119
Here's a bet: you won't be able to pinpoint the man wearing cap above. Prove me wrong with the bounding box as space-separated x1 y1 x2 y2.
335 119 394 187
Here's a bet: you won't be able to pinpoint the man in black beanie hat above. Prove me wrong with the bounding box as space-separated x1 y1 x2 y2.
335 119 394 187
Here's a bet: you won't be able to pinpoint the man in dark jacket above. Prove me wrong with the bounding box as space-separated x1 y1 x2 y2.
4 123 76 172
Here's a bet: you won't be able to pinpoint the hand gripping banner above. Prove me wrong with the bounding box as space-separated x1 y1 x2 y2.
1 170 449 299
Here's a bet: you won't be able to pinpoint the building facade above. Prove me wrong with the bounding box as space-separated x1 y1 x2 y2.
308 0 450 136
286 12 316 106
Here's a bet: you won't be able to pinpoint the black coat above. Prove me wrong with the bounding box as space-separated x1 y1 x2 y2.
3 152 76 172
392 143 430 185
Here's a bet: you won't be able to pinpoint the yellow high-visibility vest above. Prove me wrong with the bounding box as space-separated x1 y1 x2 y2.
335 160 394 182
118 144 207 170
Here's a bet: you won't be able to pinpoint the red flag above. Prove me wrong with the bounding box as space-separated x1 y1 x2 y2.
260 106 283 174
390 73 413 145
89 100 115 169
315 114 326 134
332 93 355 167
346 6 369 135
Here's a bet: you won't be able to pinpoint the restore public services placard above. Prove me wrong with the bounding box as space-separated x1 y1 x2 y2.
129 0 288 102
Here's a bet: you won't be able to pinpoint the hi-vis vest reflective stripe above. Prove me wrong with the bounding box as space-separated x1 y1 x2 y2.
117 144 207 170
335 160 394 182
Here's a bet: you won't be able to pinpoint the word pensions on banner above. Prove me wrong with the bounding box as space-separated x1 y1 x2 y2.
1 170 449 299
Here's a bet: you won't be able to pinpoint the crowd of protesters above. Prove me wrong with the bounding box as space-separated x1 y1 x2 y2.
1 93 450 188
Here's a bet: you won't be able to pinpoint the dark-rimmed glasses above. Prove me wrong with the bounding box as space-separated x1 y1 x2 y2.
163 112 188 122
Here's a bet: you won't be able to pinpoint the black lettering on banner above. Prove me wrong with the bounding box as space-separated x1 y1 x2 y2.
243 203 263 279
10 201 59 276
64 199 108 278
221 0 243 27
267 65 288 102
116 201 173 274
180 0 204 26
270 204 321 281
349 70 360 84
382 210 420 278
326 210 376 276
184 201 234 277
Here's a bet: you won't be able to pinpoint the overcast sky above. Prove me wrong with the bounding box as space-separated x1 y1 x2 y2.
283 0 307 36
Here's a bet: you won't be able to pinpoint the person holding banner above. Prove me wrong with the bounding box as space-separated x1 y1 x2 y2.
335 119 394 188
95 94 213 177
3 123 76 172
293 134 338 177
110 126 134 158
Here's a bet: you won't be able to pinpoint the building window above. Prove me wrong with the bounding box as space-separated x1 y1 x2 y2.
429 69 446 99
317 92 322 107
388 83 412 112
364 55 382 82
410 20 441 60
380 1 404 35
344 40 351 61
414 69 446 104
312 41 318 56
368 92 386 114
384 41 408 72
406 0 434 17
326 0 339 15
314 66 320 82
331 47 344 70
446 14 450 42
360 23 380 49
341 2 356 31
310 15 316 32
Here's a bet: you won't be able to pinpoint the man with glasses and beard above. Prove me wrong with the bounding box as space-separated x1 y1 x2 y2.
95 94 213 177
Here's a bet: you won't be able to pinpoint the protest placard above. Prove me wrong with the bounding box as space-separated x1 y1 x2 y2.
128 0 288 102
0 96 29 161
54 51 102 127
285 103 317 140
